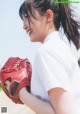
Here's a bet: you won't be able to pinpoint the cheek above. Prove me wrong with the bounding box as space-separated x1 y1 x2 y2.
35 22 45 34
32 23 42 36
30 19 47 42
30 28 42 42
34 26 44 39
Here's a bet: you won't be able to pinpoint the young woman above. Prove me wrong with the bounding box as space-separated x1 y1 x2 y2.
5 0 80 114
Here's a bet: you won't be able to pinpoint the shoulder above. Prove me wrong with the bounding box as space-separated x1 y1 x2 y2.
37 38 75 60
34 38 77 70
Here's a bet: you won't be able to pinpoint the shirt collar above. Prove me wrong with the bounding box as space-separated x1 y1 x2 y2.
43 31 60 43
43 31 70 47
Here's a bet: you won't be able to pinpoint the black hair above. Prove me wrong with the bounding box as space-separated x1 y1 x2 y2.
19 0 80 49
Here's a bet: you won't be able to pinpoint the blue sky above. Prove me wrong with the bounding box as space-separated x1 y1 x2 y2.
0 0 41 67
0 0 80 67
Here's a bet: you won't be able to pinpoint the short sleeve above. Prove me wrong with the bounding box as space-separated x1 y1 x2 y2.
35 48 72 92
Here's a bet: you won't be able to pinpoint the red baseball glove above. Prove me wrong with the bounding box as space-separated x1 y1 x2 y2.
0 57 32 104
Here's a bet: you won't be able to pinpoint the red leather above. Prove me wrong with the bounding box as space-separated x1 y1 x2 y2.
0 57 32 104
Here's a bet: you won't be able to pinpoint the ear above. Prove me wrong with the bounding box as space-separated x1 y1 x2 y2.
45 9 54 22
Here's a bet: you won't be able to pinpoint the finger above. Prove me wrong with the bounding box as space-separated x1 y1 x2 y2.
5 80 10 91
10 81 19 96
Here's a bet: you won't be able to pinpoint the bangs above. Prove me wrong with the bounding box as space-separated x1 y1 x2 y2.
19 1 35 20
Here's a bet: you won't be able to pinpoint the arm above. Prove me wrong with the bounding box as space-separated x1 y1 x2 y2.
5 80 55 114
5 81 76 114
48 88 76 114
19 87 55 114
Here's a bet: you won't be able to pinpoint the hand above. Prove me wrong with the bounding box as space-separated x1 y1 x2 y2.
0 57 32 104
4 80 10 93
4 80 26 98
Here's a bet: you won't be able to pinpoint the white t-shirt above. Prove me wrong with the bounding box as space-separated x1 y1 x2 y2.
31 31 80 114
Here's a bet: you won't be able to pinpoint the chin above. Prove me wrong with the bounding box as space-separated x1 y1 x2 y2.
30 37 38 42
30 39 36 42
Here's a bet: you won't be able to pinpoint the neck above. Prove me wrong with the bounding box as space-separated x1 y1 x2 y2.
42 27 57 43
